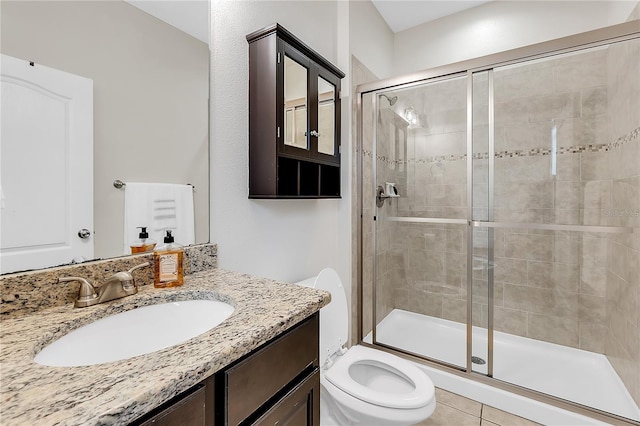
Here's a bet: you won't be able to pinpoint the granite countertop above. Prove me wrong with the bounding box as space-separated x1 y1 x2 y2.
0 268 330 425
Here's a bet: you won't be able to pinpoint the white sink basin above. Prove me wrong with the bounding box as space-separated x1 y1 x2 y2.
34 300 234 367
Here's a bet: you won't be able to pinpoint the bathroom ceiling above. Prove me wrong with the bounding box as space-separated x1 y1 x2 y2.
126 0 209 44
371 0 492 33
127 0 491 44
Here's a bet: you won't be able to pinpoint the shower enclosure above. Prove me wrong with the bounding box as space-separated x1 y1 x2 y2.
356 21 640 424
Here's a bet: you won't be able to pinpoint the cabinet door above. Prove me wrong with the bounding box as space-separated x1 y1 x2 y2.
280 42 312 159
312 67 340 165
279 42 340 166
252 370 320 426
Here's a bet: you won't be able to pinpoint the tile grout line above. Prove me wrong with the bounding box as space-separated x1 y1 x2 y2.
434 394 484 422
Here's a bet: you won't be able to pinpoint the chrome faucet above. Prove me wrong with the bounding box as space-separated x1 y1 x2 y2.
58 262 150 308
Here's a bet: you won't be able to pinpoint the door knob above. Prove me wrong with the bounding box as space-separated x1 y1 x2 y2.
77 229 91 239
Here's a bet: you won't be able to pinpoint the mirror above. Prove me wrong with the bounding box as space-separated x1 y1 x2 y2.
284 55 308 150
0 0 210 273
317 76 336 156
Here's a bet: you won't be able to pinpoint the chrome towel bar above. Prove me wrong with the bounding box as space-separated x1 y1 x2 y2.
113 180 195 190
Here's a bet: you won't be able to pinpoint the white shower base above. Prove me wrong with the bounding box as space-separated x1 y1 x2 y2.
366 309 640 424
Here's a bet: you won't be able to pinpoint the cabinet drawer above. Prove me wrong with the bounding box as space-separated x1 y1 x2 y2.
253 369 319 426
138 384 206 426
225 314 319 425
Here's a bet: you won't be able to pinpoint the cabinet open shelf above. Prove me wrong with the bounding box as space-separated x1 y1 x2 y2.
276 157 340 198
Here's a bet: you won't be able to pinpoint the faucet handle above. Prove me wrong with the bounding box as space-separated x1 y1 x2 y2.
119 262 151 292
58 276 99 308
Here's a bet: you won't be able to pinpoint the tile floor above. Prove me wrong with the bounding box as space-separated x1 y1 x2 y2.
416 388 541 426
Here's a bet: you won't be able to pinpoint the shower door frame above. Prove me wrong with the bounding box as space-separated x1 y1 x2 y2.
356 19 640 426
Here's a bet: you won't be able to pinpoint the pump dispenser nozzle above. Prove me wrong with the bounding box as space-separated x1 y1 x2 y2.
130 226 156 254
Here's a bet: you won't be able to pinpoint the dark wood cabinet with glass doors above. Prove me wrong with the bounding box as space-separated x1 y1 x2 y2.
247 24 344 198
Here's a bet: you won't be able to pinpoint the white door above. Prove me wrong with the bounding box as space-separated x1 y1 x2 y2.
1 54 93 273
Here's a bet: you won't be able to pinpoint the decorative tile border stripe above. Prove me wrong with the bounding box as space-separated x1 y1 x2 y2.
610 126 639 150
362 126 639 165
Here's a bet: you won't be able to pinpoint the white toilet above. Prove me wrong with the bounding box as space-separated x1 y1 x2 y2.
297 268 436 426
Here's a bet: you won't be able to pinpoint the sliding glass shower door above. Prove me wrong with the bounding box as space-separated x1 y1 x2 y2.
367 74 470 370
367 72 493 375
483 43 639 420
363 31 640 422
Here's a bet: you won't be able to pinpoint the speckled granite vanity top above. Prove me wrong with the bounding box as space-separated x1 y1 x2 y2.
0 268 330 425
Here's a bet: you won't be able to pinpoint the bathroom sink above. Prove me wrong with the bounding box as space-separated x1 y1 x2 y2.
34 300 235 367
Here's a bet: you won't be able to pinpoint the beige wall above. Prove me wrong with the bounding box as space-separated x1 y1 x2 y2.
1 1 210 260
349 0 394 80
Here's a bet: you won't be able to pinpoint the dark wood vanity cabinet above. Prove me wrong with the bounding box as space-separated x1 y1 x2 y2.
131 313 320 426
247 24 344 199
217 313 320 425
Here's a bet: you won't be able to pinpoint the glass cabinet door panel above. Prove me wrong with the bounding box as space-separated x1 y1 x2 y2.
294 107 307 148
284 55 308 150
284 109 294 146
317 76 335 156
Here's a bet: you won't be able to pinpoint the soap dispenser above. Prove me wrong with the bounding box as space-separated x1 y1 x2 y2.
130 227 156 254
153 230 184 288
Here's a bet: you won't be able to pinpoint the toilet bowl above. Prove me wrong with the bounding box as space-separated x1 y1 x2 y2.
297 268 436 426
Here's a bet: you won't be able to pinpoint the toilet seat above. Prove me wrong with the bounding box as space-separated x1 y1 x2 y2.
297 268 436 425
325 345 434 409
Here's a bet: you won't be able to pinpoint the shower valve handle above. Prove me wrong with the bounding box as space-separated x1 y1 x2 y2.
376 186 391 207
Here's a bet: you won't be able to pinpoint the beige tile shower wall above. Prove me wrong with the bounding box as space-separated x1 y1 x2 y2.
351 56 379 343
604 34 640 407
384 42 636 360
488 36 639 384
388 77 470 326
482 47 617 352
353 56 413 341
390 222 470 323
375 108 407 325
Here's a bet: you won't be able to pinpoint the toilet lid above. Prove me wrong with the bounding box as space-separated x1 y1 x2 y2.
298 268 348 367
325 345 435 409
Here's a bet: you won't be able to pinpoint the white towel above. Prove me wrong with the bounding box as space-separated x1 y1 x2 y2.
123 182 195 254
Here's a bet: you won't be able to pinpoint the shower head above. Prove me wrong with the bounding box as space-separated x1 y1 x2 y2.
380 94 398 106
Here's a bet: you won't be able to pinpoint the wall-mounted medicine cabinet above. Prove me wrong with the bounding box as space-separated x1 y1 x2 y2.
247 24 344 198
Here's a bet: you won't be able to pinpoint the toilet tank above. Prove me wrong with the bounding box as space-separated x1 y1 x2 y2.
296 268 349 367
